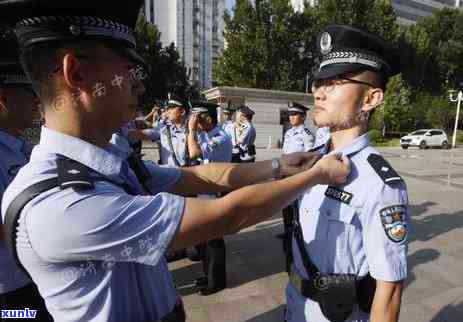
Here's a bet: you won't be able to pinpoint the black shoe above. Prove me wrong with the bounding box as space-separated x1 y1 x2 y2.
198 284 226 296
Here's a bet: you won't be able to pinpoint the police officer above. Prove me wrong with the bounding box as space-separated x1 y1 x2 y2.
231 105 257 163
286 25 408 322
221 103 235 137
131 95 192 168
187 101 232 295
0 28 52 321
279 102 315 271
0 2 349 321
282 102 315 154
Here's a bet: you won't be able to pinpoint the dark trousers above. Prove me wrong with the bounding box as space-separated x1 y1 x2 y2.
282 205 294 273
199 238 226 289
0 283 53 321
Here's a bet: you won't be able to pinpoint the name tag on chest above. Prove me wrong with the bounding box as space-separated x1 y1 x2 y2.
325 186 353 205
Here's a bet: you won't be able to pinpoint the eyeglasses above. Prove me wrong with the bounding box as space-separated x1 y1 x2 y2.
311 76 375 94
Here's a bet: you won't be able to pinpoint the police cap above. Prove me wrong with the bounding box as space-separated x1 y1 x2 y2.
0 28 31 87
288 101 309 115
0 0 145 66
238 105 255 116
313 25 399 80
191 101 219 115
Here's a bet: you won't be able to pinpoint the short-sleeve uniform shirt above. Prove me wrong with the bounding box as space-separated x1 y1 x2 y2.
2 127 185 322
143 123 188 167
286 134 409 322
197 126 232 163
282 125 315 154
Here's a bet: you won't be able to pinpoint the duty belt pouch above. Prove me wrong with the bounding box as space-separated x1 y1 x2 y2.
292 210 357 322
311 274 357 322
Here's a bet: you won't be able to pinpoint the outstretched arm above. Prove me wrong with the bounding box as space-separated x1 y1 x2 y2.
169 154 350 250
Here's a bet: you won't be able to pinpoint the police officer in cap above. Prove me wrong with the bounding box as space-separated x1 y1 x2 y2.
0 28 52 321
279 101 315 271
282 102 315 154
221 101 236 136
130 95 193 168
0 1 350 321
231 105 256 163
285 25 408 322
187 101 232 295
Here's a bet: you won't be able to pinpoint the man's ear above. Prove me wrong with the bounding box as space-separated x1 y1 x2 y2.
362 87 384 113
62 53 85 90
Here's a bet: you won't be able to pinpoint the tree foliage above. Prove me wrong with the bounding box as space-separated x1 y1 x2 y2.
216 1 463 135
135 16 200 110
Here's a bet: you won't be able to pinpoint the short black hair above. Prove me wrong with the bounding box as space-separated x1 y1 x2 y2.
20 39 110 106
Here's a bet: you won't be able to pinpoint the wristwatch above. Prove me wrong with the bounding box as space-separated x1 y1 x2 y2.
271 158 281 178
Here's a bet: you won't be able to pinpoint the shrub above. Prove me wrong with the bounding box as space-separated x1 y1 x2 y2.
368 129 382 144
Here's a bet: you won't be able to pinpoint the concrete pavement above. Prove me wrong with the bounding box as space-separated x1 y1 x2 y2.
143 145 463 322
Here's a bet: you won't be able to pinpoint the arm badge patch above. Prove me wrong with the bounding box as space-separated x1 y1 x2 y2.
380 205 407 243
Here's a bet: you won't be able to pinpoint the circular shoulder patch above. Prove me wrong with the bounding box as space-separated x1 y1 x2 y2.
320 32 333 55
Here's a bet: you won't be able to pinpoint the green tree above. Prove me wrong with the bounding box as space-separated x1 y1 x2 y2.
135 16 200 110
215 0 308 91
375 74 413 136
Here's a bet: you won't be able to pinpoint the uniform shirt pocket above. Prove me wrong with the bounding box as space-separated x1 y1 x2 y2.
321 203 359 272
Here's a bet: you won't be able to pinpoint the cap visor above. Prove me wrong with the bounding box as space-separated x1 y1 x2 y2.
312 64 371 80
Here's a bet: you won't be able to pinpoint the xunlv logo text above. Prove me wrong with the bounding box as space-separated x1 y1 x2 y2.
1 308 37 319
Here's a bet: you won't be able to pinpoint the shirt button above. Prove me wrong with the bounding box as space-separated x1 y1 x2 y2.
326 210 331 216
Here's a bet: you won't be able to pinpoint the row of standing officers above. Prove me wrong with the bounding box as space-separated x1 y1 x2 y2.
0 1 407 322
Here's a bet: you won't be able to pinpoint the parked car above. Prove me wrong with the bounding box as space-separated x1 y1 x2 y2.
400 129 450 149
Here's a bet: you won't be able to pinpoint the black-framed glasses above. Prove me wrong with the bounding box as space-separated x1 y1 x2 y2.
311 76 375 93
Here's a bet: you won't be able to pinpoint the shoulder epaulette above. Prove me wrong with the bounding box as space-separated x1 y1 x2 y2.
367 154 403 186
56 158 95 191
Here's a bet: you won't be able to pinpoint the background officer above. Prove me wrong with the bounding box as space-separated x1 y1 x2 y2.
187 101 232 295
282 102 315 154
286 25 408 322
231 105 257 163
0 28 52 321
221 102 236 136
130 95 192 168
279 101 315 271
0 1 349 321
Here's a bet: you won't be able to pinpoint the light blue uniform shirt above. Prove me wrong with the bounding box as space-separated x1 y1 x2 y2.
2 127 185 322
286 134 409 322
233 122 256 161
109 125 133 160
314 127 330 147
197 126 232 163
0 130 32 294
282 125 315 154
143 123 189 167
221 120 234 137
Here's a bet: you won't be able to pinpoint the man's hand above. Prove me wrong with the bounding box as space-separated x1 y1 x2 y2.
188 113 199 133
312 153 351 185
279 152 322 177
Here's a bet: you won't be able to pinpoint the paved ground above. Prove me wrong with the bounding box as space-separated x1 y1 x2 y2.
143 145 463 322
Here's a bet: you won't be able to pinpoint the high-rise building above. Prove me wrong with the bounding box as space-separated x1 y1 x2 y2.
392 0 462 25
144 0 226 89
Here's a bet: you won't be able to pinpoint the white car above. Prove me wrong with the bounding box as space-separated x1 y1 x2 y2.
400 129 450 149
